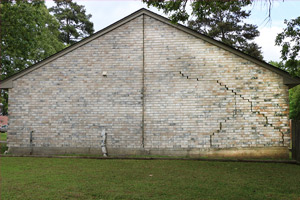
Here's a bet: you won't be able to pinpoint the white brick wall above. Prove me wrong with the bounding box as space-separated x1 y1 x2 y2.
7 14 290 156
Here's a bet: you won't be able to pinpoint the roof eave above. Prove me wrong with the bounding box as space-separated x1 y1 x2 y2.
0 80 13 89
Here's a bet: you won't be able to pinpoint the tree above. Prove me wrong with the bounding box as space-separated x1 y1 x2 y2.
49 0 94 45
275 17 300 76
1 0 65 79
143 0 263 60
1 0 65 115
143 0 278 24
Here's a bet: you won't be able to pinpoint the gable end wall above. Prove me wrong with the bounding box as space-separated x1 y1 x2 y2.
6 14 290 158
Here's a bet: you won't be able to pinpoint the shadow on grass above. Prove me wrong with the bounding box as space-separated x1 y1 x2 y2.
3 153 296 164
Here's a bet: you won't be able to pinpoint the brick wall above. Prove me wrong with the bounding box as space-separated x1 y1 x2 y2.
7 14 290 157
8 16 144 150
144 16 289 151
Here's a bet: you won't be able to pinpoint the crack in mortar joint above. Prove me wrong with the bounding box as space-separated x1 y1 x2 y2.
180 72 285 145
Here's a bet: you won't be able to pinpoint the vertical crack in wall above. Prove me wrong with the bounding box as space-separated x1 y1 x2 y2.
209 134 213 147
179 71 285 147
234 92 237 117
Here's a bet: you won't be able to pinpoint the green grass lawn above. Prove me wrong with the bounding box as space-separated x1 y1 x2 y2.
1 157 300 200
0 132 7 141
0 133 8 154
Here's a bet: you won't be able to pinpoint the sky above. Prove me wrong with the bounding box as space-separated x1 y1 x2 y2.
45 0 300 62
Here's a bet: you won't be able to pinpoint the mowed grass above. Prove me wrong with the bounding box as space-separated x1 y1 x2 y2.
0 133 8 154
0 132 7 141
1 157 300 200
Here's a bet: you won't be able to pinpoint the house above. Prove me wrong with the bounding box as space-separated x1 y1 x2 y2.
1 9 300 158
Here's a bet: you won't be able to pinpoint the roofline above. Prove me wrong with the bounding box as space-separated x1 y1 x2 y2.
1 8 300 89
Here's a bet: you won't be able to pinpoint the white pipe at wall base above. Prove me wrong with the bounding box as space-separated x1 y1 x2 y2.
101 128 108 157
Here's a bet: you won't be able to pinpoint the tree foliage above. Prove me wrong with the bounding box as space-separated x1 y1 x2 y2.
1 0 65 80
143 0 263 60
1 0 65 115
275 17 300 76
276 17 300 61
49 0 94 45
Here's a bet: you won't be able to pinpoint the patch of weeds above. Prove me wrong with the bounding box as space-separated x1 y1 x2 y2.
1 143 8 154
